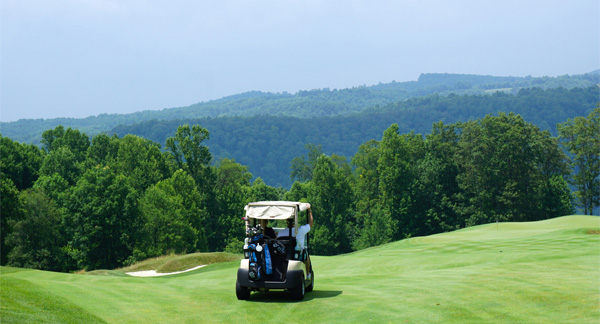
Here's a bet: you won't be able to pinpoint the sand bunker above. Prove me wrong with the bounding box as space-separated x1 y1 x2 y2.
126 265 206 277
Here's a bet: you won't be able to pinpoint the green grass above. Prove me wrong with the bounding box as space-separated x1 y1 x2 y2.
1 215 599 323
115 252 242 274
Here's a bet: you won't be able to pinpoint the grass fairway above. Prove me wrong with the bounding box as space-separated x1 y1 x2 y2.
2 215 599 323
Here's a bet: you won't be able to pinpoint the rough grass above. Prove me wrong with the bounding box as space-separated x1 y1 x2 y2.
1 215 598 323
116 252 241 274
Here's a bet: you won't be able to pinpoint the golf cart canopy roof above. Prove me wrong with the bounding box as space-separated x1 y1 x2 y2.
244 201 311 220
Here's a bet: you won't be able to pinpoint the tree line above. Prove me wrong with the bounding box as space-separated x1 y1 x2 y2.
1 109 598 272
113 86 599 188
2 72 598 146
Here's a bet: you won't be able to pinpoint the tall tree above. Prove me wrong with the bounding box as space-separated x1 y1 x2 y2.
418 121 462 232
0 177 22 265
137 170 207 259
41 126 90 161
165 124 216 229
308 155 354 255
290 144 324 182
86 133 120 166
377 125 424 239
39 147 81 186
246 177 282 203
166 124 212 187
558 107 600 215
351 139 395 249
0 136 43 191
6 190 66 271
66 166 140 270
455 113 572 225
116 134 170 193
213 158 252 251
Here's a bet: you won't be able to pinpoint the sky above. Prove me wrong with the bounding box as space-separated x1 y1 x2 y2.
1 0 599 122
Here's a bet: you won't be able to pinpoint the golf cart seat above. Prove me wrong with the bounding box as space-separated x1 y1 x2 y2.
272 236 297 260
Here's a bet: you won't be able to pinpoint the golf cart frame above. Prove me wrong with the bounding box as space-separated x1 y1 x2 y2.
236 201 314 300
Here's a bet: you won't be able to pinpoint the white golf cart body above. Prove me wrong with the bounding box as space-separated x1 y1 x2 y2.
236 201 313 300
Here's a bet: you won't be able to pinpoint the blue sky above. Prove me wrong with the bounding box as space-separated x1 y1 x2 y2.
1 0 599 122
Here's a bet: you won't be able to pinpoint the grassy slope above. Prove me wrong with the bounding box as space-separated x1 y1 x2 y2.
1 215 598 323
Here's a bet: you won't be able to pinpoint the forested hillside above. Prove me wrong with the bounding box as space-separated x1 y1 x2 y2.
113 86 599 187
1 72 598 144
2 110 598 272
1 71 598 273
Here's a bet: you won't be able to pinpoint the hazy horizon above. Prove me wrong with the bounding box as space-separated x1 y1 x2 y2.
2 0 599 122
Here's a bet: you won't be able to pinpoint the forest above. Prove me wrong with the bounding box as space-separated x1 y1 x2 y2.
1 71 598 145
112 86 600 187
1 108 598 272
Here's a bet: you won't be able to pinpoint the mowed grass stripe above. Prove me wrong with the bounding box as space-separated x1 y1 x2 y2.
1 215 598 323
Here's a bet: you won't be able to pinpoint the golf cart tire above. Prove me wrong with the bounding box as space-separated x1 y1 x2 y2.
236 279 251 300
289 274 305 301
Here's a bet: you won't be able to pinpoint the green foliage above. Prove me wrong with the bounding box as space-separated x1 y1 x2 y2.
166 124 211 186
6 190 66 271
112 86 598 188
246 177 282 202
0 135 42 190
454 113 572 225
292 155 355 255
41 125 90 161
212 158 252 251
136 170 207 260
66 166 140 270
0 82 596 269
115 135 170 192
558 107 600 215
224 238 244 254
0 178 22 265
290 144 324 182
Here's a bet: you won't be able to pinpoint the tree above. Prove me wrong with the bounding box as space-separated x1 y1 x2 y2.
0 135 42 191
165 124 216 237
66 166 140 270
455 113 572 225
166 124 212 188
246 177 281 203
351 139 395 249
213 158 252 251
137 170 207 259
39 147 81 186
6 190 66 271
86 133 120 166
308 155 354 255
115 134 170 193
377 125 424 239
290 144 324 182
418 121 462 232
41 125 90 161
0 177 22 265
558 107 600 215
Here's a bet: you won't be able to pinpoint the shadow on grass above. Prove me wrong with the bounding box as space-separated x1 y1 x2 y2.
246 290 343 303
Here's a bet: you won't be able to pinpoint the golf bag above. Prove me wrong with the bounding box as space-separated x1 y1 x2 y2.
245 229 273 280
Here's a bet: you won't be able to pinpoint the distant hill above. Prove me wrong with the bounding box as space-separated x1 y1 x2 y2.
112 86 599 187
2 71 598 145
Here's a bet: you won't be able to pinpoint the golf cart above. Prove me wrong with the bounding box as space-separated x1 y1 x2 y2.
236 201 314 300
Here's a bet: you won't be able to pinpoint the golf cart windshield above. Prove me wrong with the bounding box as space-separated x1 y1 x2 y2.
244 201 311 220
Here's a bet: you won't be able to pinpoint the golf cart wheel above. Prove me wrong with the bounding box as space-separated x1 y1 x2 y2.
306 269 314 292
290 274 305 300
236 280 250 300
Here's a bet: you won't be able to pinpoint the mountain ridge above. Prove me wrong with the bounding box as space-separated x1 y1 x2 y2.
2 71 598 145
